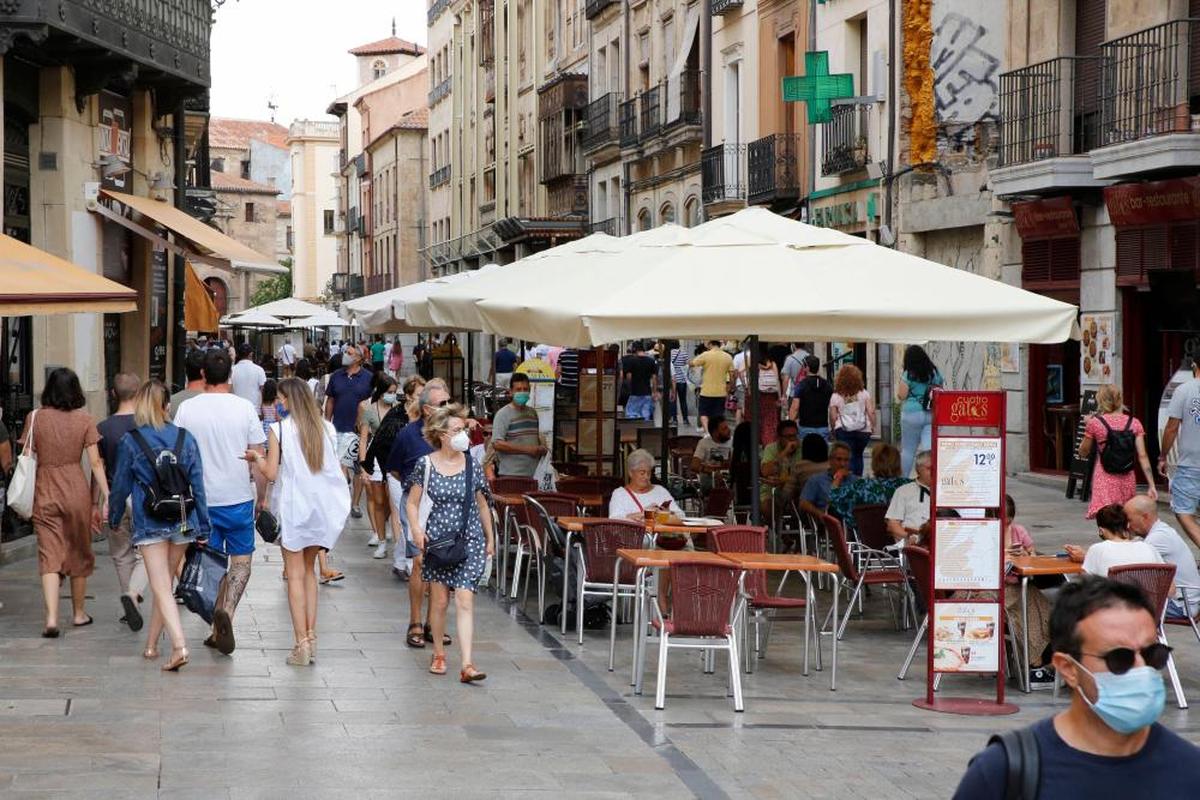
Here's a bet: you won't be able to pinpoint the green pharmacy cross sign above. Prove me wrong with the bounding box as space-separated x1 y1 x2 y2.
782 51 855 124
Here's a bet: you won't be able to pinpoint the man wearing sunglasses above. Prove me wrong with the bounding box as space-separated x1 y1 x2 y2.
954 577 1200 798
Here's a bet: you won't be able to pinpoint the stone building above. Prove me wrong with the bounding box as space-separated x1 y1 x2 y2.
288 120 341 302
205 171 282 314
426 0 454 270
364 108 429 293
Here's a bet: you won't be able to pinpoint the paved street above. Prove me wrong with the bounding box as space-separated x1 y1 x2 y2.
1 479 1197 799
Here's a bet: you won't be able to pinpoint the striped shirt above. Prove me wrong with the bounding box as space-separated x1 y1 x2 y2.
493 403 542 477
670 349 690 384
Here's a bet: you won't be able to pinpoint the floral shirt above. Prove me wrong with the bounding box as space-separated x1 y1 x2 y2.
828 476 911 534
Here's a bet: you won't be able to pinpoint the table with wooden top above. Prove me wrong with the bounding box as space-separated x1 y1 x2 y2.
556 516 724 637
1011 554 1084 693
720 553 842 689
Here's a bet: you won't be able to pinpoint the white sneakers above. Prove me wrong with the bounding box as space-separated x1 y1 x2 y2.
366 535 381 547
372 541 388 559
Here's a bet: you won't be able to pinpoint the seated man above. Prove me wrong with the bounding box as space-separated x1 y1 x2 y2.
691 415 733 493
886 449 932 545
797 441 856 521
760 419 806 513
1123 495 1200 618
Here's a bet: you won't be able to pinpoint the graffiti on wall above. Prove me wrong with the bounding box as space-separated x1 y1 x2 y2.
931 5 1002 125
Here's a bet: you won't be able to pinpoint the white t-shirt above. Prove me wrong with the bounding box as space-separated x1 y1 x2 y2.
694 434 732 465
608 484 683 520
1144 520 1200 607
1082 539 1163 577
230 359 267 408
174 392 267 507
732 351 748 390
831 390 872 432
277 342 298 366
1167 377 1200 469
885 481 930 530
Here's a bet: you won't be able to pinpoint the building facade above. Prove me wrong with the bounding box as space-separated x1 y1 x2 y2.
287 119 341 302
427 0 455 268
364 109 429 293
204 171 282 314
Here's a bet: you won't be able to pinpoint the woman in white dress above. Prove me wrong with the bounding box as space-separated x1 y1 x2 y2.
246 377 350 666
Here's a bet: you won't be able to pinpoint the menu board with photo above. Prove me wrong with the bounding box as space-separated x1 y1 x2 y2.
1079 312 1114 384
932 601 1001 673
935 437 1002 508
934 519 1002 590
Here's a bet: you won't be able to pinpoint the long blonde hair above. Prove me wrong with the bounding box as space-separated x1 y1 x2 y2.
133 380 171 429
277 377 326 473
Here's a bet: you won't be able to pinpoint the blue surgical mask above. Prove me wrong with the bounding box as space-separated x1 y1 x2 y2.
1074 661 1166 734
382 392 398 405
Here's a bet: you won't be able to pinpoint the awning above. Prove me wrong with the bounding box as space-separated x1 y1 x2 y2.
184 262 219 333
93 190 287 275
0 233 137 316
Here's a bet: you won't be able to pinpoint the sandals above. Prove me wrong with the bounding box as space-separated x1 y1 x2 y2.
73 615 94 627
319 571 345 585
41 627 60 639
423 623 451 646
162 647 189 672
405 623 426 648
460 664 487 684
429 653 447 675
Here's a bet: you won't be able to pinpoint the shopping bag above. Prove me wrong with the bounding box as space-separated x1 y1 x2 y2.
7 410 37 520
177 540 228 624
532 453 557 492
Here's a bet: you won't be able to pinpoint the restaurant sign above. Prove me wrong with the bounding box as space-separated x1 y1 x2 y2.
98 91 133 191
1104 176 1200 227
933 390 1003 428
1012 196 1078 239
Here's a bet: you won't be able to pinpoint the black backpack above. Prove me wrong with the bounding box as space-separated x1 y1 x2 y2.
128 428 196 524
988 727 1040 800
1097 415 1137 475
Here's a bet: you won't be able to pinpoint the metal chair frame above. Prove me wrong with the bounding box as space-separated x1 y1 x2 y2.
1108 563 1188 709
820 514 911 640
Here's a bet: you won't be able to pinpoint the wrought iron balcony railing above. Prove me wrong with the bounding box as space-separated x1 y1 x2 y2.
583 92 622 150
585 0 618 19
998 57 1103 166
428 76 452 106
640 85 662 141
665 69 702 128
747 133 802 205
701 143 747 205
821 103 871 176
711 0 744 15
588 217 619 236
1100 19 1200 145
429 164 451 188
619 97 639 147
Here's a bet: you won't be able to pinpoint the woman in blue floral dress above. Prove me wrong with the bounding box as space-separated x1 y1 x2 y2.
828 442 910 539
406 404 494 683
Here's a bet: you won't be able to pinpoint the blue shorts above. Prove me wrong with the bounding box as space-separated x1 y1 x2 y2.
1170 466 1200 516
207 501 256 557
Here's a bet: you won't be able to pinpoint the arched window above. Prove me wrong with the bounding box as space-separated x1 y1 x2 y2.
203 276 229 317
637 207 652 231
684 196 700 228
372 60 387 80
660 203 676 225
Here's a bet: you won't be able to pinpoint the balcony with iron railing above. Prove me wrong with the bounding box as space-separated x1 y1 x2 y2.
619 97 639 147
640 85 662 141
428 0 450 26
583 92 622 151
747 133 802 206
588 217 619 236
821 103 871 176
585 0 618 19
429 164 451 188
701 143 747 207
992 56 1109 195
665 69 702 130
428 75 452 106
711 0 743 15
1092 18 1200 179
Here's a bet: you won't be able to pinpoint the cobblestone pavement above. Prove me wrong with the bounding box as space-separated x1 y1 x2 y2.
0 479 1196 798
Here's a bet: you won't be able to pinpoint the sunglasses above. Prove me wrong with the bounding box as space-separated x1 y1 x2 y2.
1079 642 1173 674
427 399 450 408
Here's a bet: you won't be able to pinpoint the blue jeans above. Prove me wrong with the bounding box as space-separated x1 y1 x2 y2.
900 408 932 477
835 429 872 476
625 394 654 421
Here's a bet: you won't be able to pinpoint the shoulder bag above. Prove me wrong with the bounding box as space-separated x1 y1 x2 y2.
8 410 38 519
423 455 473 571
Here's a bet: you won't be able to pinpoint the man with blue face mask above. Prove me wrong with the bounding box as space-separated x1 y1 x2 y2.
953 577 1200 798
491 373 544 477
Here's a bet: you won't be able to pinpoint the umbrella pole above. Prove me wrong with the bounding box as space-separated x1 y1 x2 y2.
749 335 761 526
466 331 475 410
660 340 670 487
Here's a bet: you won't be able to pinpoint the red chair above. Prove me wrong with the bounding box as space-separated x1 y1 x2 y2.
1108 563 1187 709
703 486 734 521
575 519 647 647
649 562 744 711
710 525 808 673
510 493 580 622
490 476 538 496
851 504 893 552
898 545 936 680
821 513 910 640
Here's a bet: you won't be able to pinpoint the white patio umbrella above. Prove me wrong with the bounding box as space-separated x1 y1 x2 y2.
220 309 285 328
420 207 1077 347
236 297 330 321
289 313 354 329
393 264 502 331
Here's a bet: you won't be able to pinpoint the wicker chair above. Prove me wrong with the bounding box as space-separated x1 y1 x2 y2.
1108 563 1187 709
490 476 538 496
574 519 647 647
648 562 745 711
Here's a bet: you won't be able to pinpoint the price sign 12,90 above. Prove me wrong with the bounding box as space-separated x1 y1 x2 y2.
936 437 1002 509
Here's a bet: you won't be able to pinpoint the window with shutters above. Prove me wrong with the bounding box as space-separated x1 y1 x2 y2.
1022 237 1082 289
1073 0 1105 152
1114 224 1189 286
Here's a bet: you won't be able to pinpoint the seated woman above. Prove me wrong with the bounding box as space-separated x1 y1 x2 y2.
1066 503 1163 575
828 442 910 538
609 448 684 522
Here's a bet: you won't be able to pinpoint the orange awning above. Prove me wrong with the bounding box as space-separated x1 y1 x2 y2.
98 190 287 274
0 233 137 316
184 262 219 332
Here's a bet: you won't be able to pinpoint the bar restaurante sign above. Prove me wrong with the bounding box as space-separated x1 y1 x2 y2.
1104 176 1200 226
1012 196 1078 239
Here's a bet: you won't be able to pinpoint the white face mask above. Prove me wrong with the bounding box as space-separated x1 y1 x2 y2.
449 430 471 452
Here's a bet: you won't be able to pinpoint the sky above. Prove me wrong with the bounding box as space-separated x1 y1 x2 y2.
209 0 427 126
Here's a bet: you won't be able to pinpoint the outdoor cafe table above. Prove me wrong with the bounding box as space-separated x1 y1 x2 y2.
613 549 734 691
1011 554 1083 693
557 517 724 636
491 494 605 592
718 552 841 689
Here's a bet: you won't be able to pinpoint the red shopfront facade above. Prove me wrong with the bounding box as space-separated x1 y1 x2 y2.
1104 177 1200 465
1013 197 1082 472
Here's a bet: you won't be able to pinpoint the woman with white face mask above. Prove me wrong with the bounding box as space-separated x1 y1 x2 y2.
406 404 495 682
358 372 399 559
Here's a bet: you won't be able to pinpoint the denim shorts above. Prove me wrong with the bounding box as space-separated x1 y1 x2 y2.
135 529 198 547
1170 466 1200 516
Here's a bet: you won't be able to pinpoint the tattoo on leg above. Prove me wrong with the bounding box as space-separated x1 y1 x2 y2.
221 558 253 617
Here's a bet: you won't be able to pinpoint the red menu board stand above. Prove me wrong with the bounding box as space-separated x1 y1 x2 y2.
913 390 1019 716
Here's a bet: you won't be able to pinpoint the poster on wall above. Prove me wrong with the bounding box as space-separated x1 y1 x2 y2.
931 601 1001 673
148 242 169 381
98 91 133 192
936 436 1002 508
1000 343 1020 374
1079 312 1114 384
934 518 1002 590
